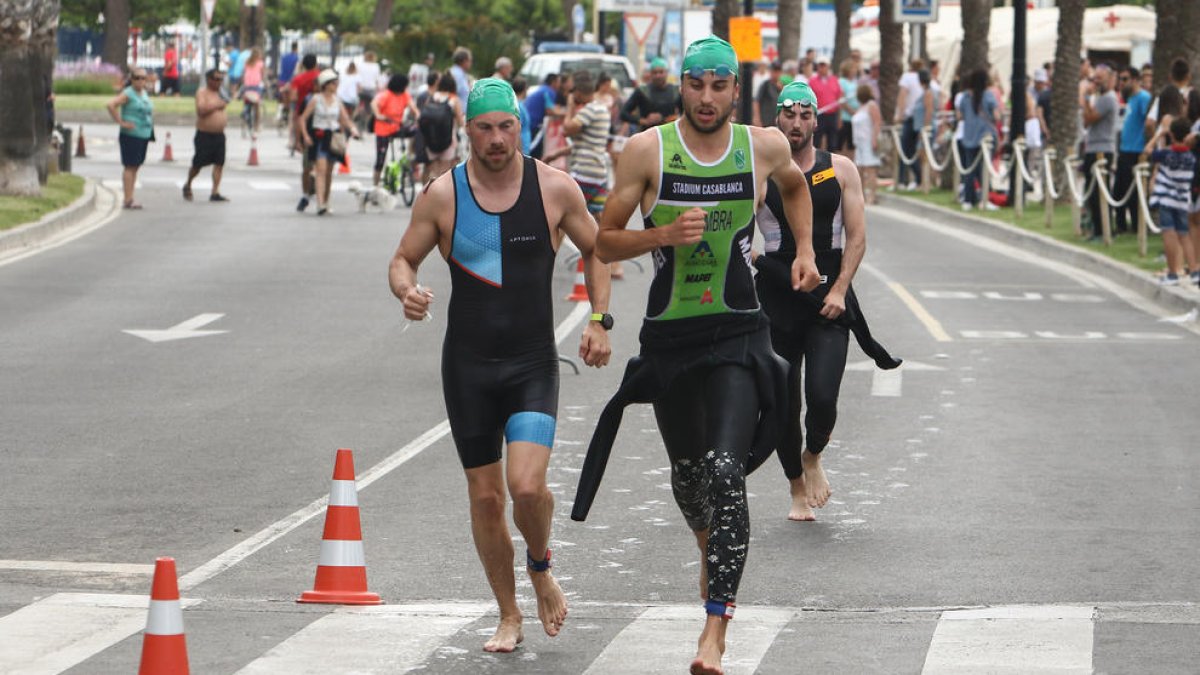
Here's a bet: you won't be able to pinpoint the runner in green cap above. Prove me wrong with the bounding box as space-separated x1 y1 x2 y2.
466 77 521 120
578 33 820 675
620 56 680 132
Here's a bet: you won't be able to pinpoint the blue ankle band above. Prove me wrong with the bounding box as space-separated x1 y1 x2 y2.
705 600 735 619
527 548 552 572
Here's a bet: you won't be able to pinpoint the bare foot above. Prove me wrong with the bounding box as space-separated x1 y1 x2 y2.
528 569 568 636
693 529 709 600
689 619 726 675
787 475 816 521
482 616 524 653
801 449 832 508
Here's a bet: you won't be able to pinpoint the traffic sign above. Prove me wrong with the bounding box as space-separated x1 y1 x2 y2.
728 16 762 63
573 4 586 34
895 0 939 23
624 12 658 47
201 0 216 25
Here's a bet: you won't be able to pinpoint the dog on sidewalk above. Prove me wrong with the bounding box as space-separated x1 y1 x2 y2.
347 180 397 213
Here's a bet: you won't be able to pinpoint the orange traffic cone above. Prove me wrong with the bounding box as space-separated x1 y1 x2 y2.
298 448 382 605
338 146 351 174
566 257 589 302
247 134 259 166
138 557 190 675
162 131 175 162
75 125 88 158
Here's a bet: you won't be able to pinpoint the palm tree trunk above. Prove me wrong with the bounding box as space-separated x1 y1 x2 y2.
712 0 739 42
1153 0 1200 94
371 0 395 34
1049 0 1085 205
959 0 991 77
832 0 853 70
0 0 59 196
878 0 903 125
777 0 802 64
239 1 267 50
101 0 130 68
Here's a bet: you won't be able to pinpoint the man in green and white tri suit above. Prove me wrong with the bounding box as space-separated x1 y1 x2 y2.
590 36 820 675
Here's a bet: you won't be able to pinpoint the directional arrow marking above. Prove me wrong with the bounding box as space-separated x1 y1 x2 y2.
846 359 945 397
123 313 229 343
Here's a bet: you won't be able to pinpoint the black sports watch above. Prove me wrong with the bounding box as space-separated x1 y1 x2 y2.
590 312 614 330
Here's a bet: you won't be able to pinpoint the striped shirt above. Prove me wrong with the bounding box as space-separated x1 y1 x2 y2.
1149 145 1196 212
568 101 610 186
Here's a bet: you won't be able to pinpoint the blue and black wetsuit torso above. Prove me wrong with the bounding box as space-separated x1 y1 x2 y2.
442 156 560 468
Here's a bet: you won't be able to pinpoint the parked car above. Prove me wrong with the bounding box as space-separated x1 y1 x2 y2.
518 43 638 98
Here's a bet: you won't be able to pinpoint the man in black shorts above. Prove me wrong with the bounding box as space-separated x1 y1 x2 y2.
183 69 230 202
754 81 900 520
389 78 612 654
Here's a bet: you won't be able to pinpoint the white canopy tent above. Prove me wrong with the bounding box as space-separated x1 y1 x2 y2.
851 4 1157 89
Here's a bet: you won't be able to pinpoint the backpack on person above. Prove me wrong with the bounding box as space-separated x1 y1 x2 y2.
419 96 455 154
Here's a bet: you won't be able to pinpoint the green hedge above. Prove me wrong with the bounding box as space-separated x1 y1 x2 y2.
54 78 121 95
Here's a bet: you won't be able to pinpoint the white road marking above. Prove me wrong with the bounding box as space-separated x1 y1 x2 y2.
846 359 945 397
178 303 592 591
584 606 793 675
0 593 200 675
247 180 291 191
860 262 952 342
921 605 1095 674
0 560 153 575
123 312 228 343
234 603 490 674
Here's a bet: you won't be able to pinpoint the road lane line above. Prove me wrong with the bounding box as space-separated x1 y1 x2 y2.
584 606 793 675
0 560 153 575
234 603 491 674
179 303 593 591
860 262 952 342
921 605 1095 674
0 593 201 675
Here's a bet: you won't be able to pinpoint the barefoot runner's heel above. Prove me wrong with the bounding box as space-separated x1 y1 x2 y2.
704 600 735 620
526 549 552 572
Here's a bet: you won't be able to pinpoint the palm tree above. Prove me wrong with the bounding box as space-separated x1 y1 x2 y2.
832 0 853 70
777 0 802 64
1049 0 1085 204
959 0 991 77
371 0 395 33
712 0 739 42
878 0 903 124
1152 0 1200 93
101 0 130 67
0 0 59 196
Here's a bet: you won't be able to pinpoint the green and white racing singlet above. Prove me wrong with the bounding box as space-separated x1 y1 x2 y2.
645 121 759 321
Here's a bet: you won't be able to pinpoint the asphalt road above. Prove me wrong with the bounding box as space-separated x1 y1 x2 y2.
2 125 1198 674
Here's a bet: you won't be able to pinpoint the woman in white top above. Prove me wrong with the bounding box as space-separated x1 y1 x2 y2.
337 62 362 116
851 83 882 204
300 69 361 215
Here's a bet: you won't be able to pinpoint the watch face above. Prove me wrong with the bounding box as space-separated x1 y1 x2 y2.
601 314 614 330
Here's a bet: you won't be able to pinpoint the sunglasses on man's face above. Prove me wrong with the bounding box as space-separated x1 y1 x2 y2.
132 75 146 80
685 65 737 80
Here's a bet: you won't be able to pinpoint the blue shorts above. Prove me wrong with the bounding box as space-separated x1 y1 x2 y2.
118 133 149 167
1159 207 1190 233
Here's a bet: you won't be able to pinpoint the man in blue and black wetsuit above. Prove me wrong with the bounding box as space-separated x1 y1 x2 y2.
575 36 820 675
388 78 612 654
754 81 900 522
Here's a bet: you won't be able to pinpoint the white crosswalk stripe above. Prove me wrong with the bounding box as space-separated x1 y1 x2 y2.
922 605 1096 674
235 602 491 674
0 593 201 675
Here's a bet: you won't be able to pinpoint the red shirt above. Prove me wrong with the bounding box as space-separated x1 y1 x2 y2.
289 69 320 115
809 74 842 115
164 47 178 78
373 91 412 137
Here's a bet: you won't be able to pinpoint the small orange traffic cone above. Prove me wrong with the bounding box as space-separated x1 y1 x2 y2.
75 125 88 158
338 146 351 174
138 557 190 675
566 257 589 302
161 131 175 162
298 448 382 605
247 134 259 166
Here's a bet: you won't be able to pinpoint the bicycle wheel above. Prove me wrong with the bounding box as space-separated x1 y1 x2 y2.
400 165 416 206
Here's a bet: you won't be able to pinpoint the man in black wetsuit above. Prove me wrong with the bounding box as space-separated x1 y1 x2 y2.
388 78 612 654
620 57 681 133
579 37 819 675
754 80 900 521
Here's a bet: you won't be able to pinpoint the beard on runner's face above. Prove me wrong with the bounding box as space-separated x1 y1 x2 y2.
778 108 815 152
468 119 519 170
682 77 737 133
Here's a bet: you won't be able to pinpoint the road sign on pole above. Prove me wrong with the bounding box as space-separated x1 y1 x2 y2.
573 4 586 42
895 0 939 23
624 12 658 47
728 16 762 63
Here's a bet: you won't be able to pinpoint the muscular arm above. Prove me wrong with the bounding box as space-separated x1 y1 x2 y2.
548 168 612 367
755 126 819 291
823 155 866 319
389 177 450 319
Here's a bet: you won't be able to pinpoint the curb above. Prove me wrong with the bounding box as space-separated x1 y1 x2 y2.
878 193 1200 316
0 178 114 263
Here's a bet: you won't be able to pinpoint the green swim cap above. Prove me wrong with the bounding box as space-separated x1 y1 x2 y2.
466 77 520 121
681 36 738 79
777 80 818 109
650 57 668 70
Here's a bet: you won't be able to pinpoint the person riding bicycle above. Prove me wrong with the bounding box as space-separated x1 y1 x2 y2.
240 48 265 134
373 73 421 186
